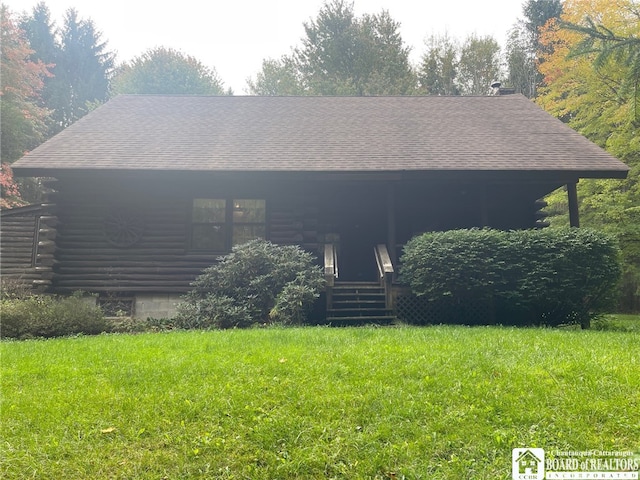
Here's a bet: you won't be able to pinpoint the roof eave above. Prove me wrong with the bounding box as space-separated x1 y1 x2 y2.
11 166 630 181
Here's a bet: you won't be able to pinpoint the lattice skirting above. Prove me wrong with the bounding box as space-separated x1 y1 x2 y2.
395 294 495 325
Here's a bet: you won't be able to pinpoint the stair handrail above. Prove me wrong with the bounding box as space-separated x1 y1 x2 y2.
374 244 394 310
324 243 338 312
324 243 338 287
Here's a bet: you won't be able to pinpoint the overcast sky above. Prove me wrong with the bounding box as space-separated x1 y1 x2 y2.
6 0 525 93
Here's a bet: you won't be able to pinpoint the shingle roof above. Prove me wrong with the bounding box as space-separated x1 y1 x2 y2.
12 94 629 178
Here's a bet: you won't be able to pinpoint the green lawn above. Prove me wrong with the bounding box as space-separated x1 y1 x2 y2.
2 325 639 479
593 313 640 332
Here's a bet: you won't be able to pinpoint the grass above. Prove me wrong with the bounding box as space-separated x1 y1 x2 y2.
593 313 640 332
2 324 639 479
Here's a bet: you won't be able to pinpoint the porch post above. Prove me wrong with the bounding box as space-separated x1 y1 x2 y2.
480 183 489 227
567 181 580 228
387 183 397 265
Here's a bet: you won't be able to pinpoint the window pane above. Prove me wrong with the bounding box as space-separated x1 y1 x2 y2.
192 224 226 250
233 225 266 246
193 199 226 223
233 199 265 223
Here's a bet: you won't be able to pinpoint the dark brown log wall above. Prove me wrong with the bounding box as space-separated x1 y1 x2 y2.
51 179 208 293
0 205 46 289
46 173 560 294
49 175 324 294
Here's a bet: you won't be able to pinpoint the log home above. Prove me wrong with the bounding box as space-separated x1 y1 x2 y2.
10 94 629 320
0 204 46 290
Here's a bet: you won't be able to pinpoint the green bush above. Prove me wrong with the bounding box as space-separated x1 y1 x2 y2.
1 292 107 339
400 229 509 303
400 228 621 327
175 239 324 329
0 278 36 300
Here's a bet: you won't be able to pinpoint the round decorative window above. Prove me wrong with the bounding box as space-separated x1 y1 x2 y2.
103 210 144 248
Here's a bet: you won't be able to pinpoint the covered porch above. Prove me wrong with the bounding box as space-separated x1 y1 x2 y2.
310 171 580 283
272 172 582 324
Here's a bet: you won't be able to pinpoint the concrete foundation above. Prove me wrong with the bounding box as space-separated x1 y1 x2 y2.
134 293 182 319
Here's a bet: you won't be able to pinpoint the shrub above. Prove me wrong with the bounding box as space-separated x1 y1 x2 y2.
176 295 252 330
175 239 324 329
269 281 320 325
400 228 621 327
105 316 176 334
399 228 509 304
0 278 35 300
507 228 621 325
1 292 108 339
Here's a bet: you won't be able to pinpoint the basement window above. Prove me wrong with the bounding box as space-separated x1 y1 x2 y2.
98 295 134 318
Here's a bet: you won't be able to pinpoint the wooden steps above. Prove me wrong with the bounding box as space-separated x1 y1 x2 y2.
326 282 395 325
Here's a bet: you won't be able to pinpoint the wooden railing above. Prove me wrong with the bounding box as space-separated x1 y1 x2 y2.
324 243 338 309
324 243 338 285
374 243 394 310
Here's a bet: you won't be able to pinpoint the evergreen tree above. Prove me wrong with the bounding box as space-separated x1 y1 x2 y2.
19 1 58 112
523 0 563 39
54 8 114 130
565 16 640 115
505 0 563 97
20 5 115 133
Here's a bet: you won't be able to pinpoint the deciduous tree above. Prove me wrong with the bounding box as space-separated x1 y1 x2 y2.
505 0 563 97
296 0 358 94
249 0 416 95
457 34 501 95
0 6 51 208
418 33 501 96
523 0 563 39
112 47 228 95
418 34 459 95
505 23 537 97
0 5 50 164
0 163 26 209
246 56 304 96
537 0 640 311
354 10 416 95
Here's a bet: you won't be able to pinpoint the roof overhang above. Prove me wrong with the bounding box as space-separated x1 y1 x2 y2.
12 167 628 182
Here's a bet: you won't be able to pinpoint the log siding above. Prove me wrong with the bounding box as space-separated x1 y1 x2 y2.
47 176 324 294
0 205 45 289
33 173 563 295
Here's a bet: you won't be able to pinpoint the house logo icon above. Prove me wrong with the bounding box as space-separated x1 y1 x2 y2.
512 448 545 480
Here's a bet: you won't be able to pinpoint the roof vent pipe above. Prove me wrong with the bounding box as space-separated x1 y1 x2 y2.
490 82 517 96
